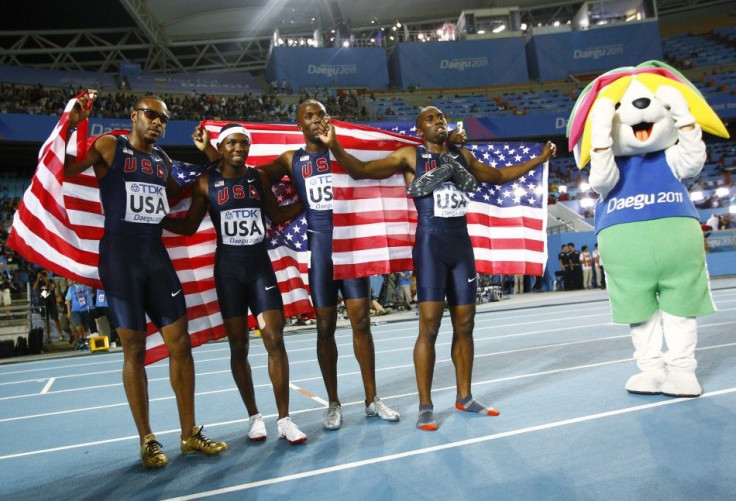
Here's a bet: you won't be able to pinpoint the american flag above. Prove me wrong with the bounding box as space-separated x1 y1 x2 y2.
361 123 549 276
464 142 548 276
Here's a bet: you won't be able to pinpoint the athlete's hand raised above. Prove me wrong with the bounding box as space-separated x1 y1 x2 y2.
69 89 98 127
316 116 336 146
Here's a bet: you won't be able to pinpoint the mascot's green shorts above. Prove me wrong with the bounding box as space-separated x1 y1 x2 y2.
598 217 715 324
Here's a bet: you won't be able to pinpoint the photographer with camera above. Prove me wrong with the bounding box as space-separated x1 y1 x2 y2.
34 269 64 343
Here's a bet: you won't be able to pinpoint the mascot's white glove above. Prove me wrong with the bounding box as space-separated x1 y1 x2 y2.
656 85 695 129
589 98 615 150
588 97 619 197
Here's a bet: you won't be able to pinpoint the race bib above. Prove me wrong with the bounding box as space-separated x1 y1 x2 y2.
76 289 87 307
220 208 265 246
433 182 469 218
124 181 169 224
304 174 333 211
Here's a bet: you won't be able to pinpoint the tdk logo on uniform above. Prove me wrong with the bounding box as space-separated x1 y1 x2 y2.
129 184 164 195
224 209 259 219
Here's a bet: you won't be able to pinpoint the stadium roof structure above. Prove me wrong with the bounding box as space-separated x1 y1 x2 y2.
0 0 731 74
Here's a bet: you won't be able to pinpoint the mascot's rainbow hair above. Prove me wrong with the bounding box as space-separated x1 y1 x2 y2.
567 60 730 168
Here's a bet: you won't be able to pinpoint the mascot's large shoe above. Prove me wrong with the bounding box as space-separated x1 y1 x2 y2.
660 312 702 397
625 312 667 395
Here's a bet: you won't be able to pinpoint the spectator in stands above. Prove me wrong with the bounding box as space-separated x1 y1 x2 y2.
558 244 571 291
513 274 525 295
56 291 73 342
93 288 118 345
567 242 583 290
580 244 593 290
0 262 11 314
705 212 721 231
396 271 413 310
593 243 605 289
65 280 94 349
721 213 734 229
370 288 388 316
34 269 64 343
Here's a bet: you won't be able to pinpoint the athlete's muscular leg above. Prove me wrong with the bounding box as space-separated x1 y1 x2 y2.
448 303 476 400
345 297 376 405
315 305 340 403
160 315 196 440
414 301 445 405
258 310 290 419
224 316 259 417
118 327 152 444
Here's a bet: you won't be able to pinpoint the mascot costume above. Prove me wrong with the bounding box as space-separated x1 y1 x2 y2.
567 60 729 397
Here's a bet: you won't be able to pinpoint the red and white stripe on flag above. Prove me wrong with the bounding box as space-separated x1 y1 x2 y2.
465 142 550 276
327 122 421 279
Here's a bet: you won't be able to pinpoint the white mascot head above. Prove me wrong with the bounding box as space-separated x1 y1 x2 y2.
567 60 729 168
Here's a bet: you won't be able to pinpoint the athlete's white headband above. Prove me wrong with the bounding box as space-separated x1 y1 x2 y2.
217 125 251 146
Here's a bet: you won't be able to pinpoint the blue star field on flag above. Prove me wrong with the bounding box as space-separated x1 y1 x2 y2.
268 178 309 251
464 142 545 209
367 122 546 209
170 158 220 187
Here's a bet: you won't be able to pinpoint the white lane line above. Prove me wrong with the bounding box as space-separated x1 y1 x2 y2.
3 307 734 384
2 294 733 374
2 322 735 406
3 340 735 430
39 378 55 394
0 323 619 399
288 382 329 406
164 386 736 500
0 317 621 387
0 357 125 376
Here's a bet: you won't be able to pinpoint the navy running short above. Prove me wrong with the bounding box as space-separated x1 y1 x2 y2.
98 235 186 332
308 230 370 308
214 250 283 319
413 228 477 306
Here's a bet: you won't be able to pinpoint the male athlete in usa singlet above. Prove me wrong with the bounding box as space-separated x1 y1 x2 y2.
97 135 185 332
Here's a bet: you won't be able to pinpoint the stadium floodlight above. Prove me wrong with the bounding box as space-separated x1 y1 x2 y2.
579 197 595 208
715 187 730 198
690 190 704 202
